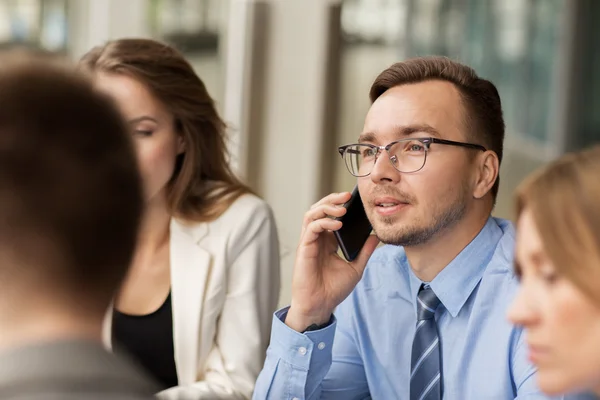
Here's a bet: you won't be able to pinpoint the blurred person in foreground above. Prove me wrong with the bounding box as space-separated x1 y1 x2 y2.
79 38 280 400
0 50 156 399
253 56 594 399
509 145 600 398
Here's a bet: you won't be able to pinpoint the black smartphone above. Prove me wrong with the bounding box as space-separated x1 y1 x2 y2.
334 186 373 262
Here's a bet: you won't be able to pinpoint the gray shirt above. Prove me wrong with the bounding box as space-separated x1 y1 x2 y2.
0 339 158 400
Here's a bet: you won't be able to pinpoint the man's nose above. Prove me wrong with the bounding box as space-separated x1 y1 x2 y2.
370 148 400 183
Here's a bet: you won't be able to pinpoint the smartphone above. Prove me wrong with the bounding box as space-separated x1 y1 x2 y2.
334 186 373 262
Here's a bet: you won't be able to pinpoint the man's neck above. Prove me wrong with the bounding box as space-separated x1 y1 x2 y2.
0 309 103 353
405 212 491 282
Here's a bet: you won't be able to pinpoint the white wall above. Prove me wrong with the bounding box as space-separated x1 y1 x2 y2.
225 0 341 306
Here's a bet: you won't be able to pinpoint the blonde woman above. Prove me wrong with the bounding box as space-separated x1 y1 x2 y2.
509 145 600 397
79 38 280 399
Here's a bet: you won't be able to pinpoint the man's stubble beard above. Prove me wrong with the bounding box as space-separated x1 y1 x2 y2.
369 183 469 247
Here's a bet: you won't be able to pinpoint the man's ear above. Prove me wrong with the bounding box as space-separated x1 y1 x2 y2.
473 151 499 199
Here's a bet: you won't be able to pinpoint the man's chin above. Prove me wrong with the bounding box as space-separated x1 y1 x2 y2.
372 222 434 247
372 225 407 246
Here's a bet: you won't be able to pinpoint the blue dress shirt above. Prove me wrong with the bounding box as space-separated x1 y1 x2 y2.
253 218 596 400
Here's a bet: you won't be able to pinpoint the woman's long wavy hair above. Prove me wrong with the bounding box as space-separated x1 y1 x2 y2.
79 38 252 222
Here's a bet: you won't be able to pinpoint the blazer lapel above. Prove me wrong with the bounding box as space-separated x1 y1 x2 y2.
169 218 211 385
102 303 113 350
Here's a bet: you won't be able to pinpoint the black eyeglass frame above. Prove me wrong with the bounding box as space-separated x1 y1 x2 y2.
337 137 487 177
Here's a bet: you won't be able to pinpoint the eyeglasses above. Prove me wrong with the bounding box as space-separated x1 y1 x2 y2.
338 137 487 177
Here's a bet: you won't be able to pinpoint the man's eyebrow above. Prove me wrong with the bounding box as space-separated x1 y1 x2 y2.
396 124 441 137
358 132 376 143
358 125 440 143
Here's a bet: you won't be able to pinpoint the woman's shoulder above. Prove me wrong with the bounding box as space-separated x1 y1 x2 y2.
220 192 273 222
176 193 273 236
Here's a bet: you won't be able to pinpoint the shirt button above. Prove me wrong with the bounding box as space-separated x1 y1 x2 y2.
292 397 300 400
298 347 307 355
318 342 326 350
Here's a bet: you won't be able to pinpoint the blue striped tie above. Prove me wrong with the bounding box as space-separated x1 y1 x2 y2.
410 285 442 400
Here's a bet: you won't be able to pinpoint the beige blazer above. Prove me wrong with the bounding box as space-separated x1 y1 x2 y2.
102 194 281 399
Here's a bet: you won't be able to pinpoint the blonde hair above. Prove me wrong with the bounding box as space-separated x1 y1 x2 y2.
515 145 600 305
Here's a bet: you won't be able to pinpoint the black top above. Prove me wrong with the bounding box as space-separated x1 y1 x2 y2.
112 292 178 390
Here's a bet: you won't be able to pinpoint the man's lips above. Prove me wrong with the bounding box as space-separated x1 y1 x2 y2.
371 196 410 216
373 196 407 206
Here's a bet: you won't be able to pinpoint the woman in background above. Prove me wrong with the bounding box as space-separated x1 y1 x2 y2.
508 145 600 397
79 38 280 399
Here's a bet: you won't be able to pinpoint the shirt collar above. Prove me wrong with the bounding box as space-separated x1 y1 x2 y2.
408 217 504 318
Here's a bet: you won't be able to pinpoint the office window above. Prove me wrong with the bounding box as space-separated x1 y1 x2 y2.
147 0 227 107
0 0 68 52
405 0 564 145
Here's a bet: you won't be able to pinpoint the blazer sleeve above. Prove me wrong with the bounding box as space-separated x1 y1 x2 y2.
157 199 281 400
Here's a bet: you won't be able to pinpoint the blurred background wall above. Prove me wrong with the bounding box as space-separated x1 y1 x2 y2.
1 0 597 306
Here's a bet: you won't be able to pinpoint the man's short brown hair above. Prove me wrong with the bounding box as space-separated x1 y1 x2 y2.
370 56 505 199
0 51 142 313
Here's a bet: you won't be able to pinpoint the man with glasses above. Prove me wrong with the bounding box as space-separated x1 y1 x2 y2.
253 57 593 399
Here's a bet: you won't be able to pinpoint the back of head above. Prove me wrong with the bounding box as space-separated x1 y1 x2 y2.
516 145 600 305
0 50 142 317
79 38 251 222
370 56 505 200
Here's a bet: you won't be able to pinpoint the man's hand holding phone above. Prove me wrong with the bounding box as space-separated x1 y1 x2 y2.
285 191 380 333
